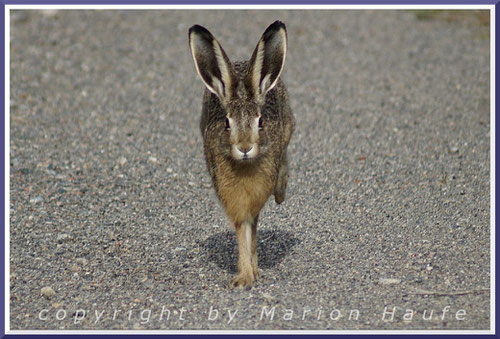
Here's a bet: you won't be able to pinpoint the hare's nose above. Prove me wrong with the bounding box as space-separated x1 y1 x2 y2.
238 145 253 154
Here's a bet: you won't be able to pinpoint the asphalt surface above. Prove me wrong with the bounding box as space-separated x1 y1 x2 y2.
9 10 491 331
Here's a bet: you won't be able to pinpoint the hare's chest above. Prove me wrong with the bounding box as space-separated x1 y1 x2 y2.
216 161 275 224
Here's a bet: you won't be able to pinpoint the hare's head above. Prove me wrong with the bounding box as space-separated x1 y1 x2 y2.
189 21 287 162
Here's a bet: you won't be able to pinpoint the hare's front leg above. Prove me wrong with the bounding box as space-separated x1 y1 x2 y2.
251 214 260 279
274 152 289 204
232 221 255 288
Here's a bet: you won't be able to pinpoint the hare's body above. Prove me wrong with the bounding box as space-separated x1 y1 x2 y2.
201 62 294 222
190 22 294 288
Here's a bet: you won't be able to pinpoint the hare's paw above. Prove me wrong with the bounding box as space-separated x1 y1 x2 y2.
274 176 288 204
251 257 261 279
231 273 255 289
252 266 261 280
274 188 286 205
274 157 289 204
274 173 287 204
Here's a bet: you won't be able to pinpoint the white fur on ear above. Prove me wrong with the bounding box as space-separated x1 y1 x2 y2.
251 39 265 96
189 25 233 102
262 26 287 94
259 74 271 96
212 39 232 98
248 21 287 101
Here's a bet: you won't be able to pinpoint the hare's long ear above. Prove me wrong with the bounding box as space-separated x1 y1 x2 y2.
189 25 234 102
247 21 287 102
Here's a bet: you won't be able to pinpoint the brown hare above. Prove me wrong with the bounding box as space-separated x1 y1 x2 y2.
188 21 295 288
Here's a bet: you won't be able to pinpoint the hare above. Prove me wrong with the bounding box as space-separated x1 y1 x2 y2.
188 21 295 288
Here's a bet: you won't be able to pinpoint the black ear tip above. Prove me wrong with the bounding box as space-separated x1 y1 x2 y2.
268 20 286 32
263 20 286 40
262 20 286 41
189 24 210 35
189 24 214 41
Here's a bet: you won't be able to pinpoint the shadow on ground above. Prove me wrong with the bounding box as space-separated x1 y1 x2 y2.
202 229 301 273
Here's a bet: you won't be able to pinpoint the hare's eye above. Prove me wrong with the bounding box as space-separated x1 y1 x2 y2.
225 118 230 130
258 117 263 129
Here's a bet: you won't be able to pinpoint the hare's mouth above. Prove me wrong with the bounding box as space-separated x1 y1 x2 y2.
231 144 258 161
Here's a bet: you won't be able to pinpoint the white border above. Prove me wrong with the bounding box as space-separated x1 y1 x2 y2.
490 4 496 336
3 4 497 9
4 329 497 334
4 3 496 335
4 4 10 336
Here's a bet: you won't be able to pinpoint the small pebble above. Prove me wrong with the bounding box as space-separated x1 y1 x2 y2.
133 323 145 330
57 233 69 243
262 293 275 302
45 169 56 176
41 286 56 299
29 196 43 204
379 278 401 285
118 156 127 166
76 258 89 266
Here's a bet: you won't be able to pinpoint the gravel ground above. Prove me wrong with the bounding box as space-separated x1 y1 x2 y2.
9 9 491 331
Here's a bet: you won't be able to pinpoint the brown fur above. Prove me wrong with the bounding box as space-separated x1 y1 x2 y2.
190 21 295 288
214 154 275 224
